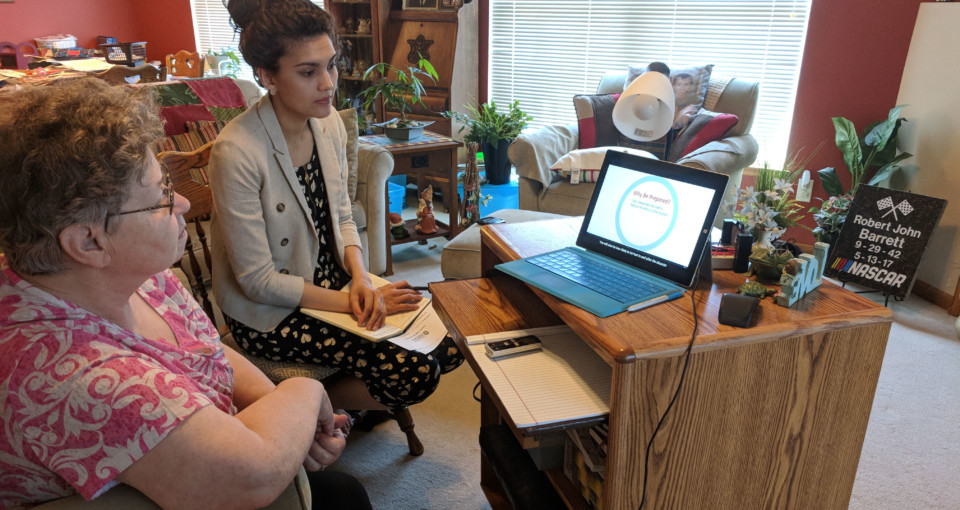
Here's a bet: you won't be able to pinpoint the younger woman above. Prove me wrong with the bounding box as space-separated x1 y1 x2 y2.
209 0 462 412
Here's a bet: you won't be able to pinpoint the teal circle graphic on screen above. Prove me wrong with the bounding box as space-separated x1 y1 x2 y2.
615 176 679 251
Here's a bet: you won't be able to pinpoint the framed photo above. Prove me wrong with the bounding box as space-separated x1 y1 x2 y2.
403 0 438 10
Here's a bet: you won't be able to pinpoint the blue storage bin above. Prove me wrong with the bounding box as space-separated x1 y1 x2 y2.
388 182 405 216
457 172 518 217
388 174 406 188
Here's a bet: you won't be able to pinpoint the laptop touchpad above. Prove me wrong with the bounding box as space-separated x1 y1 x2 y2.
530 272 575 289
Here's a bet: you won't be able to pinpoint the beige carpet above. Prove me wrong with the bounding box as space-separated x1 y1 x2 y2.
329 238 493 510
330 233 960 509
848 287 960 510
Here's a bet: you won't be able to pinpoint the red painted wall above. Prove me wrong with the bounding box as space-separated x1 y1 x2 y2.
783 0 924 246
0 0 195 63
129 1 196 62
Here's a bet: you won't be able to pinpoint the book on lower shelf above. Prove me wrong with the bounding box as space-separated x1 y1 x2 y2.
300 273 430 342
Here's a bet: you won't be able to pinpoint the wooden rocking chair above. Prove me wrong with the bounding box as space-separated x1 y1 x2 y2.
157 143 423 456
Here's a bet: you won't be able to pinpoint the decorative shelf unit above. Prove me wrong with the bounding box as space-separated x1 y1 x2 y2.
381 4 462 135
326 0 465 136
326 0 390 125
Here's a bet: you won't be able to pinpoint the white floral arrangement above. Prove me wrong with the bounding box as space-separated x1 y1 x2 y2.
731 156 810 245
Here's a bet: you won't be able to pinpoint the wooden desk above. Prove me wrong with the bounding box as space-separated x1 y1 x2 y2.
361 131 462 275
430 218 893 510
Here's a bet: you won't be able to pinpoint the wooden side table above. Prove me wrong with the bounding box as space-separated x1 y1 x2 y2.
360 131 463 275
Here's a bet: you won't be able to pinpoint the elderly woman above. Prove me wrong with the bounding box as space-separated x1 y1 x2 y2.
0 79 369 509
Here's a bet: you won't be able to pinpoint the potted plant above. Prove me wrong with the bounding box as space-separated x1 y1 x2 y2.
358 56 438 140
809 105 913 243
443 100 532 185
204 47 241 78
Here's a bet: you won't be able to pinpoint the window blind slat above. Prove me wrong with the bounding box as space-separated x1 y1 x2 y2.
190 0 325 85
489 0 812 168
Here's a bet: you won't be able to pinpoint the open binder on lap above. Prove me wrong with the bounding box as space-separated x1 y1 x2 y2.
301 273 430 342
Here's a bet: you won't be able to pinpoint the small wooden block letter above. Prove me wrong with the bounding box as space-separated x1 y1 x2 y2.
775 243 828 307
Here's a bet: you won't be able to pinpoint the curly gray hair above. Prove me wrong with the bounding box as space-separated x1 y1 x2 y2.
0 77 164 275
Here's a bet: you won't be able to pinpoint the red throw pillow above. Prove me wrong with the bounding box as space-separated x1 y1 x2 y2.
572 93 621 149
669 112 739 161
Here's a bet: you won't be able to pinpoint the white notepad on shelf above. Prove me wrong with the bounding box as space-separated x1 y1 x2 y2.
300 273 430 342
469 329 612 429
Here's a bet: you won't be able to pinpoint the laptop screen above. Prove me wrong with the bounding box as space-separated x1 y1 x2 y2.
577 151 728 287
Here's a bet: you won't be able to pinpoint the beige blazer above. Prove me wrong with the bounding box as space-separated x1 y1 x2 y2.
209 95 362 332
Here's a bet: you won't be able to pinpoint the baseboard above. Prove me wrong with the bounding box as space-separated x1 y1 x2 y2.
911 279 960 317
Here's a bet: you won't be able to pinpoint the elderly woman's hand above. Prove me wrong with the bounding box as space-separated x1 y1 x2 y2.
302 412 349 471
349 277 386 331
380 280 423 315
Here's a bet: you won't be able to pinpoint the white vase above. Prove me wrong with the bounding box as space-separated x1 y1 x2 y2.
754 229 776 251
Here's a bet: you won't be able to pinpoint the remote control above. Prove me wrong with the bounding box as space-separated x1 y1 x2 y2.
485 335 543 359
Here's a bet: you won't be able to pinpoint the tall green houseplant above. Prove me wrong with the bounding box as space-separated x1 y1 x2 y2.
359 57 438 130
810 105 912 241
443 100 532 184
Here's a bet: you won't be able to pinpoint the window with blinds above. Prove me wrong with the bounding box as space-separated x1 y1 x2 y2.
488 0 812 169
190 0 326 84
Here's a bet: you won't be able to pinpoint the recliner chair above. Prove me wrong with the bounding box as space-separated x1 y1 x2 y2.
510 71 760 220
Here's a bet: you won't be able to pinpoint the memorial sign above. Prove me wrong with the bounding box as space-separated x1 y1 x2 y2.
824 185 946 297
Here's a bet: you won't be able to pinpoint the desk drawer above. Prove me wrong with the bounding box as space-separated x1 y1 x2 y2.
393 154 453 178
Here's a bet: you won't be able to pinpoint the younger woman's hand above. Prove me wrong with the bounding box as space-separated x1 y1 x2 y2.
349 277 385 330
380 280 423 315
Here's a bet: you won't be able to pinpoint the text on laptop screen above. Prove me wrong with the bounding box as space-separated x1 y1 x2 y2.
585 162 717 268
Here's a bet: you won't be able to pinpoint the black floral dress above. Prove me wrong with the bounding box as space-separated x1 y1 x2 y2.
225 147 462 408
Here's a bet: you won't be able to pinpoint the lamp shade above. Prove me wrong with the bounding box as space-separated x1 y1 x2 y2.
613 71 676 141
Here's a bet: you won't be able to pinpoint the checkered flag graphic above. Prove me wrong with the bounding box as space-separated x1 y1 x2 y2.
896 200 914 216
878 196 898 219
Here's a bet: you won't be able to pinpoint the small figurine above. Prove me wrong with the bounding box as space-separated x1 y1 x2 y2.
356 18 372 34
339 40 353 75
737 281 773 298
415 185 439 235
353 59 367 79
389 212 409 240
460 142 482 227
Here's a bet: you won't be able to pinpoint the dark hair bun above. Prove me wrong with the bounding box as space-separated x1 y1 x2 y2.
226 0 265 32
224 0 338 87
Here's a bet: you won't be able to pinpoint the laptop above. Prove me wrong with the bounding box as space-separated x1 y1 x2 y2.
496 151 728 317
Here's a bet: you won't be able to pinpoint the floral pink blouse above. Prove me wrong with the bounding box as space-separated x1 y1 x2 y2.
0 255 235 508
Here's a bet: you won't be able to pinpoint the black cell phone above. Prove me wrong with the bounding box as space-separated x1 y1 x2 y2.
485 335 543 359
478 216 506 225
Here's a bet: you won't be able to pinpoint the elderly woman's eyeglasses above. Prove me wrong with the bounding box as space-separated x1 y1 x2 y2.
104 173 175 228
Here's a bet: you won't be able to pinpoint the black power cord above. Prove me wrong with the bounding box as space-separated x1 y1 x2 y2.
638 270 702 509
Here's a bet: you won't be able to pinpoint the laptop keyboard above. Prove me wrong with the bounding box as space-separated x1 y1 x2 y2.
529 250 670 303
